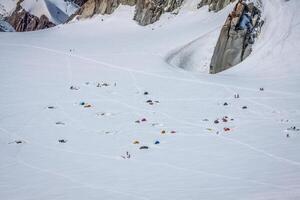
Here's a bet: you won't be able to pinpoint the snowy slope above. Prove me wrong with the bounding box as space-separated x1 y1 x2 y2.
0 0 300 200
165 2 235 73
0 0 17 17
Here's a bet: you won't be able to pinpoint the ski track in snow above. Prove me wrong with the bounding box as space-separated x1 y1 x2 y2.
1 43 299 98
4 133 292 193
2 118 292 198
1 71 298 196
1 0 300 199
1 41 299 168
15 158 150 200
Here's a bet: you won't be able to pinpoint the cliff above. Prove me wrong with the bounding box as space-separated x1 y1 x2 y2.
209 0 264 74
7 3 55 32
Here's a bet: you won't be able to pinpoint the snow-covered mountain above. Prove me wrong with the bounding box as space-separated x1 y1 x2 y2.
20 0 78 24
0 0 234 32
0 0 300 200
0 0 79 20
0 0 79 31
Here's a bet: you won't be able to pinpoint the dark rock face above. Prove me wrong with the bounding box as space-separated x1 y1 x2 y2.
36 15 55 30
72 0 183 26
133 0 164 26
121 0 137 6
209 1 263 74
197 0 236 12
71 0 89 6
73 0 121 20
7 5 55 32
133 0 183 25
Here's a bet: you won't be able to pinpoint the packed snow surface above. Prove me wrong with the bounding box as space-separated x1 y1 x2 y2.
0 0 17 17
0 0 300 199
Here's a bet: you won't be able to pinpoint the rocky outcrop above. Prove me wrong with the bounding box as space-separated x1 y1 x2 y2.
72 0 183 26
7 5 55 32
134 0 183 25
197 0 236 12
209 1 263 74
133 0 163 26
71 0 89 6
2 0 79 32
5 0 56 32
72 0 134 20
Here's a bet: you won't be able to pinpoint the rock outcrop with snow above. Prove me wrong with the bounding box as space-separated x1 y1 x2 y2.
72 0 184 25
134 0 183 25
72 0 126 18
7 2 55 32
197 0 236 12
2 0 78 32
209 0 263 74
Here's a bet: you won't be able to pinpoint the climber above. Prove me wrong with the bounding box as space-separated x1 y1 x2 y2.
234 94 240 98
126 151 131 159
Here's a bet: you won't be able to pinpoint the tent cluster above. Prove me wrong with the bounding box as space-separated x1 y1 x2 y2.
211 115 234 134
70 80 178 158
9 75 297 159
132 115 177 156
